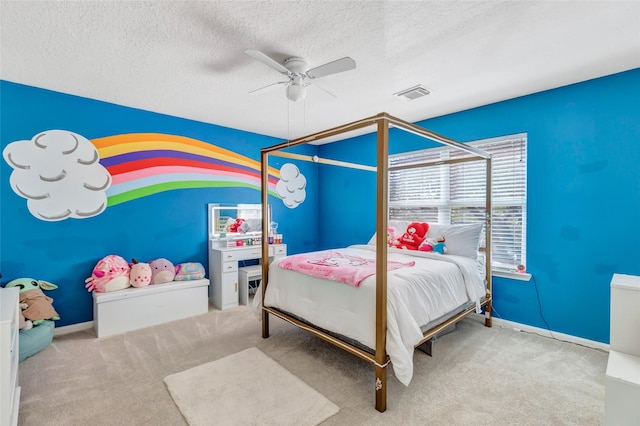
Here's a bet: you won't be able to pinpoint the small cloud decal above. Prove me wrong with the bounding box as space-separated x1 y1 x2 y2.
276 163 306 209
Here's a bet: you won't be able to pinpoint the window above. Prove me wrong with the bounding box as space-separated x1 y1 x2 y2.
389 134 527 272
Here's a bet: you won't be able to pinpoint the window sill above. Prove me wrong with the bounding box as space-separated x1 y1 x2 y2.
492 270 531 281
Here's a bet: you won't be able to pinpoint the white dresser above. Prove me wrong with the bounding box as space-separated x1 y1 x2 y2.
208 243 286 310
605 273 640 425
1 287 20 426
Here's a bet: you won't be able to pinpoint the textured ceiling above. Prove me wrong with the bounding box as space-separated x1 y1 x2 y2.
1 1 639 142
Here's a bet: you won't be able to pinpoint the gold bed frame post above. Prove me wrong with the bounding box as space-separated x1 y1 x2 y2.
261 150 270 338
484 158 493 328
374 114 389 412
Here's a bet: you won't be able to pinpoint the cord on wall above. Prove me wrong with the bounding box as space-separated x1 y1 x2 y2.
487 273 607 351
489 273 555 339
531 274 555 338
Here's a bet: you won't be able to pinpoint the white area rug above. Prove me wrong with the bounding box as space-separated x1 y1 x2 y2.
164 347 339 426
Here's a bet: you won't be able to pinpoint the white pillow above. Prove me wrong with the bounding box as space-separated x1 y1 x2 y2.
367 220 412 245
424 222 484 259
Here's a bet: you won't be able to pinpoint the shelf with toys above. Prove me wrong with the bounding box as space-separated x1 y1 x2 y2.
85 255 209 338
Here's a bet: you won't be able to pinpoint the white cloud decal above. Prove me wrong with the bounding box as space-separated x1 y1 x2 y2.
2 130 111 221
276 163 306 209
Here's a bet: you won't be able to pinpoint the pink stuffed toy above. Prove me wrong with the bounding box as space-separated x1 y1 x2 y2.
129 259 152 288
394 222 429 251
387 226 397 247
85 255 131 293
419 237 436 252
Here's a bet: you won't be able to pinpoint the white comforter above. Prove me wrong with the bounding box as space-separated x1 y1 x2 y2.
254 245 485 386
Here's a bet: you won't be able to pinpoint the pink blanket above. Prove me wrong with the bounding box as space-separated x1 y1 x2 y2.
278 250 415 287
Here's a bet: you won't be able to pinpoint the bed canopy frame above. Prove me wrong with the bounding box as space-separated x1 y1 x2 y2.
259 112 493 412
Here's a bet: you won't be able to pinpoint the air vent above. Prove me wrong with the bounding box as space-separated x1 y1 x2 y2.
393 85 431 101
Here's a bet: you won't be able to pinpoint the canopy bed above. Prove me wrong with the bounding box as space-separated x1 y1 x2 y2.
258 112 493 412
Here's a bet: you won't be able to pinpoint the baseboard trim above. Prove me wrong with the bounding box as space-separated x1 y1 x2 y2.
54 321 93 337
470 314 610 352
57 315 609 352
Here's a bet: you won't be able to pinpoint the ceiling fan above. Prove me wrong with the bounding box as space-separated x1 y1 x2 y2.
244 49 356 102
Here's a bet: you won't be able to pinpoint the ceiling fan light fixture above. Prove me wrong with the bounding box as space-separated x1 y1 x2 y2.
286 84 306 102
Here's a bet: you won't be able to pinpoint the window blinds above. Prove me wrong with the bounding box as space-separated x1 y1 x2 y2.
389 134 527 271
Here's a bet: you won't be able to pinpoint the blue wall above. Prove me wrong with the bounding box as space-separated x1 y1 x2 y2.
4 69 638 342
317 69 640 343
0 81 318 326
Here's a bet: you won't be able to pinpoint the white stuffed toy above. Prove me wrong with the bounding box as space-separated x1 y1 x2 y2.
19 302 33 330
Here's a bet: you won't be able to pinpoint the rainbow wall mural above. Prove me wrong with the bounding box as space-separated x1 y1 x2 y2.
2 130 281 221
94 133 280 206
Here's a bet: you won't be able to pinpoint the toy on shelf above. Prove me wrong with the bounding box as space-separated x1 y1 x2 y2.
85 254 131 293
228 218 246 233
5 278 60 324
149 258 176 284
393 222 429 251
129 258 152 288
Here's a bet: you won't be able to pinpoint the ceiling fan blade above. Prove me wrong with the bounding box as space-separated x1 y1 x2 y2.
244 49 290 75
248 80 289 95
306 57 356 79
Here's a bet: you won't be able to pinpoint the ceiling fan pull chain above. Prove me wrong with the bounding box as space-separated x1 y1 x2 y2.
287 98 290 141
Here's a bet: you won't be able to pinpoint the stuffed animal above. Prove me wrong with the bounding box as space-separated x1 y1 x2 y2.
433 236 448 254
394 222 429 250
85 255 131 293
419 235 448 254
419 237 435 252
387 226 397 247
19 302 33 330
129 258 152 288
5 278 60 324
148 258 176 284
228 218 246 233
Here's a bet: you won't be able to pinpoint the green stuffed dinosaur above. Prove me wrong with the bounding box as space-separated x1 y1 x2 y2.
4 278 60 325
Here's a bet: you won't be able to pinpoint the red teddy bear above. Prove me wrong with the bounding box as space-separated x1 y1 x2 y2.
394 222 429 251
228 218 246 233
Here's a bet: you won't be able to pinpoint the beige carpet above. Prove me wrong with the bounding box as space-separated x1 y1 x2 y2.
164 347 339 426
16 305 607 425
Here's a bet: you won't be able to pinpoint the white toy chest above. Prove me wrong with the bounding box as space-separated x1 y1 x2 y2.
93 279 209 338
